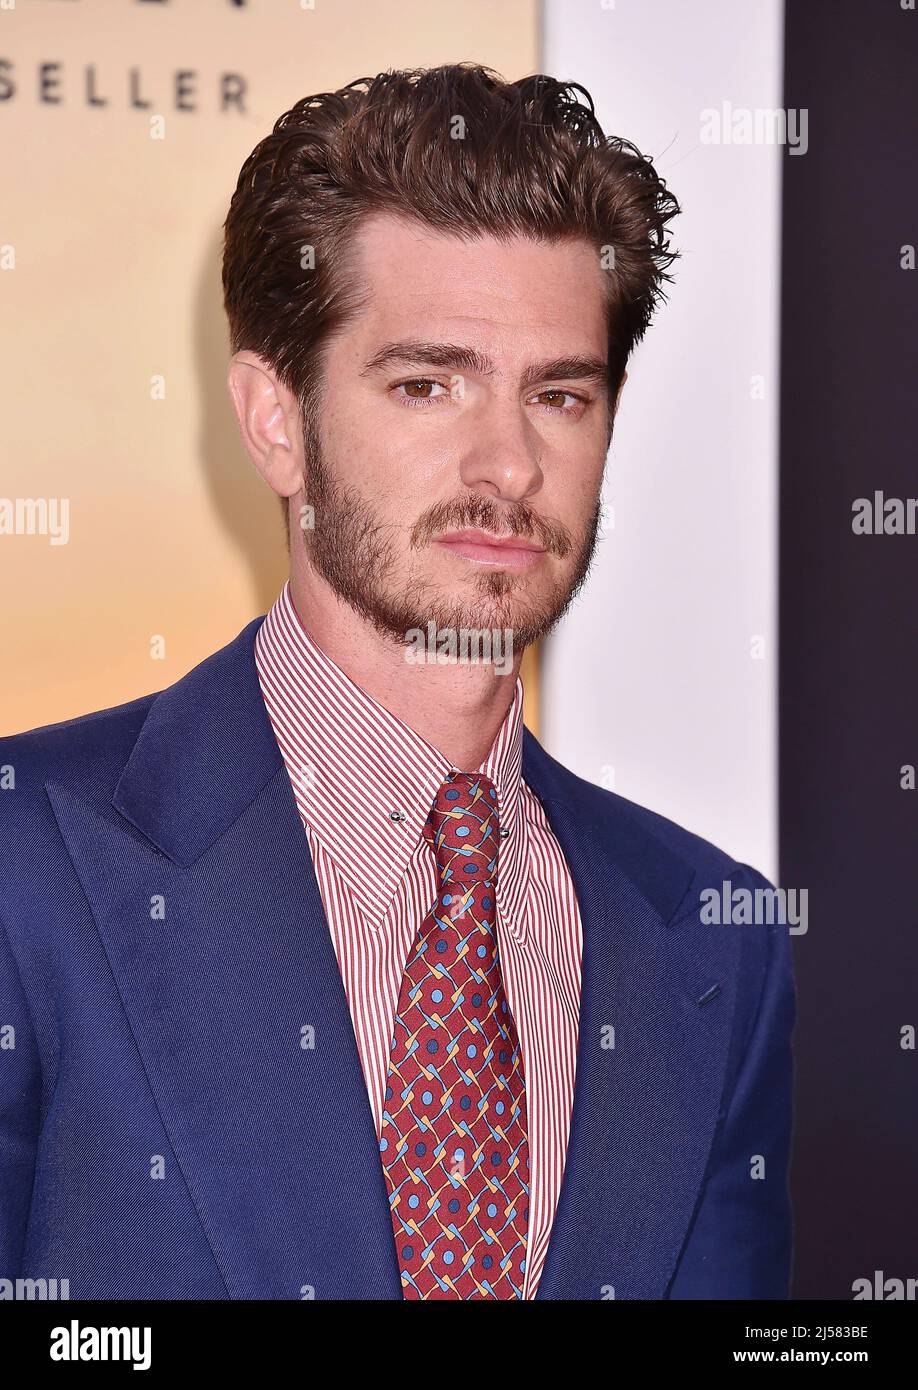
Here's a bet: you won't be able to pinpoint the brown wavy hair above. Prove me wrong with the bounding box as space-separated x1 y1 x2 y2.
222 63 681 528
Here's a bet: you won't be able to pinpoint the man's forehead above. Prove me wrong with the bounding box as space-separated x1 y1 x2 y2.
347 212 607 350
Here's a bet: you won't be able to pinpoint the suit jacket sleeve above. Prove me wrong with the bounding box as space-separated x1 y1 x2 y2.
0 911 42 1280
667 862 797 1299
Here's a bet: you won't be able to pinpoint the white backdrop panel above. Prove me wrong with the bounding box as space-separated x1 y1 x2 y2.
541 0 783 878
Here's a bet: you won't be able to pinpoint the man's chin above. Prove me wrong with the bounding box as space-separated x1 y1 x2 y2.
309 546 577 651
384 568 578 648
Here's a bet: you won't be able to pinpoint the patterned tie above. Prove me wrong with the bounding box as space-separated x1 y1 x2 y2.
379 771 530 1298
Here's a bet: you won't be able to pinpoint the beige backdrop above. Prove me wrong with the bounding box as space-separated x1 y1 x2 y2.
0 0 539 736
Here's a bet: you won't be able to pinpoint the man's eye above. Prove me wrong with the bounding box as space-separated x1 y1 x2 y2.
393 379 449 404
533 389 582 411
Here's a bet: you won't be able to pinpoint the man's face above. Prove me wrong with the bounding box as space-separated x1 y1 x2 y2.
299 212 615 648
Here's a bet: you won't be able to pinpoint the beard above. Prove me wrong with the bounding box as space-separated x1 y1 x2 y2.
298 416 603 650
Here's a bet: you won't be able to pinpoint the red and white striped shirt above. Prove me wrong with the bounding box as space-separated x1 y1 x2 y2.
254 581 583 1299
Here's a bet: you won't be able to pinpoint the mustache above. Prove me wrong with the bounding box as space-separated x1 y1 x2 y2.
412 495 574 557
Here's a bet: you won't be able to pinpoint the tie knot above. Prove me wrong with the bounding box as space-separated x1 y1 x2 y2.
423 771 501 884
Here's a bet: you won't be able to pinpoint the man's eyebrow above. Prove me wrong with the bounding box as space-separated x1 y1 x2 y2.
519 356 610 393
361 341 494 378
360 340 610 392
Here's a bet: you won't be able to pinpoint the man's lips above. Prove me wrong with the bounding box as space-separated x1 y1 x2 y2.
432 528 547 570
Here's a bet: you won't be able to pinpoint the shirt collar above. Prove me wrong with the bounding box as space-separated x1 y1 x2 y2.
254 581 529 942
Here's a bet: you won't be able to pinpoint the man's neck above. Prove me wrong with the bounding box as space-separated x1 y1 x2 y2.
287 567 524 771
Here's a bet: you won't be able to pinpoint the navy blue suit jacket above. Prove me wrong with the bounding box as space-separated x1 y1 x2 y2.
0 616 795 1299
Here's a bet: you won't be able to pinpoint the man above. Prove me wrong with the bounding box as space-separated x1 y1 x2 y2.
0 64 794 1300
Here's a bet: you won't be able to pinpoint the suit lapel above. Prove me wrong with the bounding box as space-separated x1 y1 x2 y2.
522 732 741 1300
48 618 401 1300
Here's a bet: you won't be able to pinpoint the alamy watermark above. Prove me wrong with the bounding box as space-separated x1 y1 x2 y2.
0 497 69 545
852 1270 917 1300
0 1276 70 1299
851 492 918 535
49 1320 151 1370
404 622 514 677
700 102 808 155
700 878 808 934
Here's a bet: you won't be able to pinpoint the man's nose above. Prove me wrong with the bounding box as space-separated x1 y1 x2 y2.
456 398 544 504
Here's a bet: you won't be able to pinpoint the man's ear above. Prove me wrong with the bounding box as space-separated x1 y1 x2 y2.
226 350 303 499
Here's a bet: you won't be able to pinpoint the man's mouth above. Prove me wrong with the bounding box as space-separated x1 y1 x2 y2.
432 528 547 570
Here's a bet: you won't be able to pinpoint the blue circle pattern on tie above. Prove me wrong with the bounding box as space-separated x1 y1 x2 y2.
379 771 530 1299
